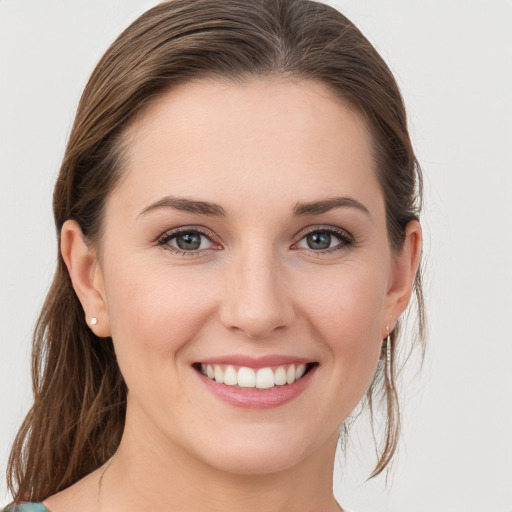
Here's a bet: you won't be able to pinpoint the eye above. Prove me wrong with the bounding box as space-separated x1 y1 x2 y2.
295 227 353 252
158 228 218 254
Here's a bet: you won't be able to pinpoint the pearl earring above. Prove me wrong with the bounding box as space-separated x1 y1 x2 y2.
90 317 98 326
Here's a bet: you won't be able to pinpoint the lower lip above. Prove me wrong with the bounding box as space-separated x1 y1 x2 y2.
196 366 317 409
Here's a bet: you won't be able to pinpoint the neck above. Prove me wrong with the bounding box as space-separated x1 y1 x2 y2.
101 410 342 512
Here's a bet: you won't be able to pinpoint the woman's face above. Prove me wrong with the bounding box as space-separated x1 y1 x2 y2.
86 78 414 474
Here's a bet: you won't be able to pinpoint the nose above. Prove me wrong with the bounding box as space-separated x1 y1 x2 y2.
219 247 295 339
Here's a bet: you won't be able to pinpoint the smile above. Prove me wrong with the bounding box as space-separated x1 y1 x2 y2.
197 362 316 390
192 356 319 408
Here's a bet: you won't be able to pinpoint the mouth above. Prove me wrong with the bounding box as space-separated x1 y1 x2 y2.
192 362 319 390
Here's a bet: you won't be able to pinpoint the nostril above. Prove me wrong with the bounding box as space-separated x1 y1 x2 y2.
228 322 289 340
218 277 295 339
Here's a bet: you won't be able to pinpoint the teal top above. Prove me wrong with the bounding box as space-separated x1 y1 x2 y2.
3 504 49 512
3 502 356 512
3 502 357 512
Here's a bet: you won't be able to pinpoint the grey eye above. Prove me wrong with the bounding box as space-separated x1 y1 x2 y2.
167 231 213 251
306 231 331 250
296 228 352 252
175 232 202 250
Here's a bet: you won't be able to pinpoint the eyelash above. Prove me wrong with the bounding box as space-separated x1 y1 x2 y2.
292 225 355 254
156 226 355 256
157 227 220 256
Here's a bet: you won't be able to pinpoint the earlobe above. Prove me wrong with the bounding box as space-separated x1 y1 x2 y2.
60 220 111 337
385 220 422 327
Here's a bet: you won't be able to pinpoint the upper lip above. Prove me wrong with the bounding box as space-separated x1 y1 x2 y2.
194 355 315 369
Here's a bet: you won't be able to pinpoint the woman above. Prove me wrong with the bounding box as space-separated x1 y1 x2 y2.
5 0 424 510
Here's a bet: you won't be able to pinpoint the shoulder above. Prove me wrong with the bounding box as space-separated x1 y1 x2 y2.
3 504 49 512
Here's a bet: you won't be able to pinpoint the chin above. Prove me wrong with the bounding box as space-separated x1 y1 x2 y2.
206 447 306 476
186 424 325 476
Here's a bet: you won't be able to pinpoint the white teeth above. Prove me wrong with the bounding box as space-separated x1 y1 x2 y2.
201 363 312 389
238 367 256 387
214 365 224 384
274 366 287 386
286 365 296 384
223 365 238 386
295 364 306 380
256 367 275 389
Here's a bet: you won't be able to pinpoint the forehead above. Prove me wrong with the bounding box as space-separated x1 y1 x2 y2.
114 77 382 216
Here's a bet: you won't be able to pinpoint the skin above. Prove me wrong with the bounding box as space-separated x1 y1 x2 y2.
50 78 421 512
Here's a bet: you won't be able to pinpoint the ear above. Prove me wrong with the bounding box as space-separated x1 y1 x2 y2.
60 219 111 337
384 220 422 333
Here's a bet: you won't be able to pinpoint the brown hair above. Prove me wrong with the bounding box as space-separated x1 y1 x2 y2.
7 0 425 502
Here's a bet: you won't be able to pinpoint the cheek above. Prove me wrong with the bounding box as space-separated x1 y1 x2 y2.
296 262 387 381
101 256 217 386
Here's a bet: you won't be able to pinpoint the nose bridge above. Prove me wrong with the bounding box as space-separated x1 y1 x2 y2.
220 240 293 338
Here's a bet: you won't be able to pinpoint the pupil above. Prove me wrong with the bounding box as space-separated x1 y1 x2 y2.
307 232 331 250
177 232 201 250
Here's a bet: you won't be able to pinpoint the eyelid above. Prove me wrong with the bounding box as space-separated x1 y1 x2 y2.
291 225 355 251
155 224 354 255
156 226 222 254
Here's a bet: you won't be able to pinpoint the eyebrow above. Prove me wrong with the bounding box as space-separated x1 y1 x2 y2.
293 196 371 217
138 195 370 219
138 196 227 217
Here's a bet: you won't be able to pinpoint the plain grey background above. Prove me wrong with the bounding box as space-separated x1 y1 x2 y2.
1 1 511 511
